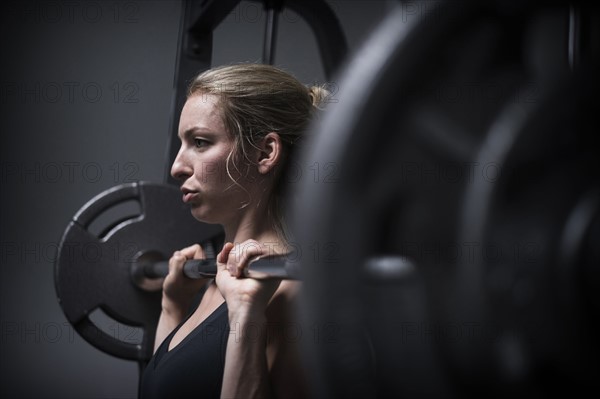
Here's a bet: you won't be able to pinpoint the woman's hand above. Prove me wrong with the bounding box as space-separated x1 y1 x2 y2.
161 243 209 317
215 240 282 318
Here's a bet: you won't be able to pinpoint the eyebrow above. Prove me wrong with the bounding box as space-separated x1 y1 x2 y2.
179 127 217 140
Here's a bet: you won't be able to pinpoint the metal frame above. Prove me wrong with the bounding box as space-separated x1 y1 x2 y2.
164 0 348 185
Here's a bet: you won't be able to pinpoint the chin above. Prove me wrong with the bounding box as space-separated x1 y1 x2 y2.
190 205 219 225
190 208 209 223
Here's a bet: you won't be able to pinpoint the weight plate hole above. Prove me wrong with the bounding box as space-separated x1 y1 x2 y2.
88 199 142 239
88 307 144 345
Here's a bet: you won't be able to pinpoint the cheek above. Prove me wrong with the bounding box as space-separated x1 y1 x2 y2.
193 148 234 187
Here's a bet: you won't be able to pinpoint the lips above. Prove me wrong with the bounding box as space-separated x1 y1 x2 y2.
183 192 199 203
181 187 200 203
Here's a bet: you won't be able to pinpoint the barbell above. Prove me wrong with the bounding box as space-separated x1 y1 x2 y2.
54 179 397 362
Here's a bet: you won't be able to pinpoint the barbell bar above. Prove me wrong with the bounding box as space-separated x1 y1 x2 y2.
131 252 300 284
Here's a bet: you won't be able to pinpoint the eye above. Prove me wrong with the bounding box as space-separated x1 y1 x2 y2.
194 138 209 148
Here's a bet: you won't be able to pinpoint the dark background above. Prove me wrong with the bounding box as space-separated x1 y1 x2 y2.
0 1 393 397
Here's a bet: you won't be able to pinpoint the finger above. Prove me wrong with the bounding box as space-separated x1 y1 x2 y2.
217 242 234 266
179 243 204 259
228 240 265 278
168 250 187 274
193 244 205 259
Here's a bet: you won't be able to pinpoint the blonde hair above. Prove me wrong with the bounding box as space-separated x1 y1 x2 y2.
188 63 328 243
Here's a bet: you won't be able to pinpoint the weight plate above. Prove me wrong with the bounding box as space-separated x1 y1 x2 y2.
55 181 224 362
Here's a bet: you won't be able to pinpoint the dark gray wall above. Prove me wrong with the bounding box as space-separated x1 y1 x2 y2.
0 1 391 397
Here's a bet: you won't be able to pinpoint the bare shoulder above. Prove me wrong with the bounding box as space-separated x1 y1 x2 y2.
265 281 309 398
266 281 301 322
275 280 301 300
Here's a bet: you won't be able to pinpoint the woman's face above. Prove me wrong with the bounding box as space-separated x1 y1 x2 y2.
171 93 255 225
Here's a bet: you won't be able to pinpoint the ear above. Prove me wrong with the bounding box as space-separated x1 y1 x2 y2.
256 132 283 175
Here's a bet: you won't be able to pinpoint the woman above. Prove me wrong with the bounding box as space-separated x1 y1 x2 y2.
140 64 328 398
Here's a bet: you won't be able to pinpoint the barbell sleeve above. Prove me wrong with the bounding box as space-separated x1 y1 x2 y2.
142 260 169 279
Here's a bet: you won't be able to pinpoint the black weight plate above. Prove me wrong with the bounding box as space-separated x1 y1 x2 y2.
458 71 600 392
55 181 224 362
293 1 600 398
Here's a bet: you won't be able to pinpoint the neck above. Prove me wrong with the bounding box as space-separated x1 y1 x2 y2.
221 204 288 256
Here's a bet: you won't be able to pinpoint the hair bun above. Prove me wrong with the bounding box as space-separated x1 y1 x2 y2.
308 85 330 109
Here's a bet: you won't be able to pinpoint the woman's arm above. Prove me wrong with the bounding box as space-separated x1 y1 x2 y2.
265 282 309 399
221 285 307 399
153 295 189 352
221 309 272 398
153 244 209 352
216 242 308 399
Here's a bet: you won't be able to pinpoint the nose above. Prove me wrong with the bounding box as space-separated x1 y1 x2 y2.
170 147 192 182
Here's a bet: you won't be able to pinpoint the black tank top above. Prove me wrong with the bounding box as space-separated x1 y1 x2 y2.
139 301 229 399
